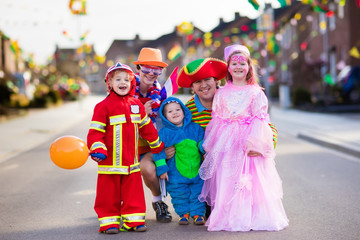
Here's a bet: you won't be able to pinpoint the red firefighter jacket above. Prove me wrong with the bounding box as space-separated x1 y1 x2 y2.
87 91 164 175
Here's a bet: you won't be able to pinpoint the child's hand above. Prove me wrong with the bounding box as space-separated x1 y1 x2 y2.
90 152 106 162
165 146 175 159
160 172 169 181
144 100 152 115
248 150 262 157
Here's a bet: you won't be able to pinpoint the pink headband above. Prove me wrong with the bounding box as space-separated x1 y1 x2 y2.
230 55 247 63
224 45 250 62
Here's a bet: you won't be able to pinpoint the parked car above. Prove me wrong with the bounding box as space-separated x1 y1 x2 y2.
338 66 360 103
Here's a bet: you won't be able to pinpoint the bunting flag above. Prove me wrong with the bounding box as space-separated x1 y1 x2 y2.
160 67 179 100
326 11 334 17
168 44 182 61
248 0 260 10
300 41 308 51
324 73 335 86
301 0 313 4
349 46 360 59
94 54 106 64
313 4 330 13
357 0 360 7
278 0 292 7
69 0 87 15
301 0 330 13
9 40 20 54
62 30 73 41
80 30 89 41
177 22 194 35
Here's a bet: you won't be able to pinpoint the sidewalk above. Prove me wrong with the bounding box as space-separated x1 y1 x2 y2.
0 95 103 163
270 103 360 158
0 94 359 163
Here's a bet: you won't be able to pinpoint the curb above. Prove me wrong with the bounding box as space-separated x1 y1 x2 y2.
298 133 360 158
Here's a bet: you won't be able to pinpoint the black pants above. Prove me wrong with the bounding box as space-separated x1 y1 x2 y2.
205 203 211 219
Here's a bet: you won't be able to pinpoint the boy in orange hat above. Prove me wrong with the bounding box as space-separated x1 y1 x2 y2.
87 62 164 234
133 47 173 223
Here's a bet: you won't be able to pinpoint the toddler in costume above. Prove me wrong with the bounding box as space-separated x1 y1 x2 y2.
153 97 206 225
87 62 164 234
199 45 289 231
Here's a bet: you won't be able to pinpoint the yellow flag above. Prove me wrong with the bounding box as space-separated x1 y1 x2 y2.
349 46 360 59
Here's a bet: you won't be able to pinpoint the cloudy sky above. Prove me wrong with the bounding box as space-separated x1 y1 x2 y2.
0 0 281 64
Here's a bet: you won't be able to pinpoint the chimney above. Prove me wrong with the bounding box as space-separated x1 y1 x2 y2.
219 17 224 25
234 12 240 20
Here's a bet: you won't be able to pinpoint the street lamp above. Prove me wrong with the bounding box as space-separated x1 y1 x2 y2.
256 4 274 102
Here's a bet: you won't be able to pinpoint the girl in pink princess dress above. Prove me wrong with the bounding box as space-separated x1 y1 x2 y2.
199 45 289 232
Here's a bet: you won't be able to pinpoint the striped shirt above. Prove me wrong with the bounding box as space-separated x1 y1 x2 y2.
185 95 212 129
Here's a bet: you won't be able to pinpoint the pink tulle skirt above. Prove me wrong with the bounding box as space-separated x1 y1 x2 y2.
199 116 289 231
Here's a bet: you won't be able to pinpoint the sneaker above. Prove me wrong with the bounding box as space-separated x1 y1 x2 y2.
104 227 119 234
133 225 147 232
152 201 172 223
178 213 189 225
193 215 205 225
120 225 147 232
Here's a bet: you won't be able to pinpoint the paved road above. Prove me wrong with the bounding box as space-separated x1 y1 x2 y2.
1 104 360 239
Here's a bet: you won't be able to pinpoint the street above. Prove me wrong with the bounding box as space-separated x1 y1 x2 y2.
0 99 360 240
1 1 360 239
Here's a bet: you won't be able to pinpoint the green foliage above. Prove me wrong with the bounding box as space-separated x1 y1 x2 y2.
47 89 62 104
10 94 30 108
0 104 8 115
0 81 13 105
30 95 50 108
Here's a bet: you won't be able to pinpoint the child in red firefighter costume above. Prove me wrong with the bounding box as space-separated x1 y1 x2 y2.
87 62 164 234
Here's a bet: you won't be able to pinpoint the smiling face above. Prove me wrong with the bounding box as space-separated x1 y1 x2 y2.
108 71 131 96
138 64 163 87
163 102 184 127
228 53 249 85
191 77 217 103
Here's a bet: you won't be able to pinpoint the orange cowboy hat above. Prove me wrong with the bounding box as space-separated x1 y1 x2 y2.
177 58 227 88
133 47 168 68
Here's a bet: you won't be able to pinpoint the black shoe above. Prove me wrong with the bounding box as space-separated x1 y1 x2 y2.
152 201 172 223
205 203 211 219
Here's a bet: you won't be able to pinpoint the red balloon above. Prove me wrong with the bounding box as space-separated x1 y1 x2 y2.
49 135 89 169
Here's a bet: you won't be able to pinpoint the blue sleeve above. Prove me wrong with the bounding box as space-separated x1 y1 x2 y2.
90 152 106 160
153 129 169 176
153 149 169 176
198 139 205 154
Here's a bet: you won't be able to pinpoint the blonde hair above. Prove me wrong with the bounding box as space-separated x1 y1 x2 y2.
226 51 259 86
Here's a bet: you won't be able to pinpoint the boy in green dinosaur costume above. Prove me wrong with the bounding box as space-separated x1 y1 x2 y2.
153 97 206 225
